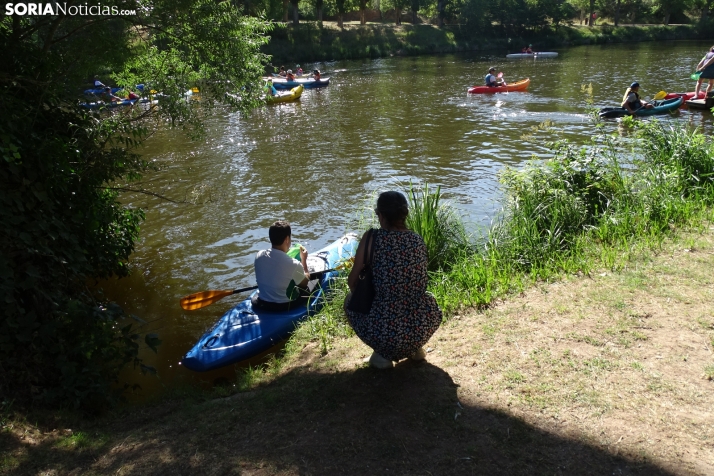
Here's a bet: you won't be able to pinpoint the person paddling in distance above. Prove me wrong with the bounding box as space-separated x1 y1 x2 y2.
310 69 321 81
102 86 122 102
621 82 653 114
93 76 106 89
694 45 714 99
295 64 303 76
286 69 296 81
485 67 504 87
253 221 311 311
264 78 278 97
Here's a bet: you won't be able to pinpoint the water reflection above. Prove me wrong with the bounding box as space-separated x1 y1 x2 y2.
107 41 713 399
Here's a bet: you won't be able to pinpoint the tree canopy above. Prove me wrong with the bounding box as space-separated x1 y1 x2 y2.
0 0 272 411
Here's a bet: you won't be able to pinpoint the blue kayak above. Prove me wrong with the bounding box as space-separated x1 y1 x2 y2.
79 98 155 109
181 234 358 372
269 77 330 90
83 84 145 95
598 97 683 118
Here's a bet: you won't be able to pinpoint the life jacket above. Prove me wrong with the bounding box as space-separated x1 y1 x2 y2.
286 73 295 81
485 74 496 86
622 88 641 108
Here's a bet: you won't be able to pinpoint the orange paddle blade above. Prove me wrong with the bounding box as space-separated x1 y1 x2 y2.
180 289 234 311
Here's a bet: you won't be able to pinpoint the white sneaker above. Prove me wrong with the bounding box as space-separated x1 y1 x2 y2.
409 347 427 361
369 352 394 369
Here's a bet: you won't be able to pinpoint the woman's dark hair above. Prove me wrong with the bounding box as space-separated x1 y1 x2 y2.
376 191 409 227
269 220 291 246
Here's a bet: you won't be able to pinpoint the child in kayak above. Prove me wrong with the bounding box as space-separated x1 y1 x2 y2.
296 64 303 75
485 67 504 87
264 78 278 96
253 221 311 311
621 82 654 114
311 69 321 80
286 69 296 81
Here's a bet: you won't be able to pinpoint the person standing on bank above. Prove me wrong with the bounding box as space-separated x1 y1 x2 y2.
344 191 443 369
253 220 310 311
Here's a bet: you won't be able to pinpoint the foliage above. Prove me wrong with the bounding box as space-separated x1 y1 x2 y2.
405 182 472 271
0 1 272 411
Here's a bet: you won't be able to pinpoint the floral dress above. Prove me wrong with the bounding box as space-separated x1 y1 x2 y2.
346 229 442 361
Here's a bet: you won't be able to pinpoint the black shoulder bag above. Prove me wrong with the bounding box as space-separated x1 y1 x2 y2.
346 229 376 314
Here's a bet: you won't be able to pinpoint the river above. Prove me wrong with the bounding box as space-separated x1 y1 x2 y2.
105 40 714 399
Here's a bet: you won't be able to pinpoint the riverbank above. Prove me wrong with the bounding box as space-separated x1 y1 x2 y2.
264 20 714 64
2 223 713 474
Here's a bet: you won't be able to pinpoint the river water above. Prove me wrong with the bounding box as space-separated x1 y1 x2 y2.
105 40 714 399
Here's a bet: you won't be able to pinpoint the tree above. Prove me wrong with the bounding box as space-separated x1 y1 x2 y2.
411 0 420 22
336 0 348 27
290 0 301 24
0 0 272 411
315 0 325 22
360 0 369 23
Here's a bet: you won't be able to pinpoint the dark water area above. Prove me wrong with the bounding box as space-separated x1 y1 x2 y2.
104 40 714 399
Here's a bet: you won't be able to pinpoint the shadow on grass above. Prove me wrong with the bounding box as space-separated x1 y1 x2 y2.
2 360 674 475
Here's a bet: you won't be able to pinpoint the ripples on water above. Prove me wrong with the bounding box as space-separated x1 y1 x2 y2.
107 41 714 397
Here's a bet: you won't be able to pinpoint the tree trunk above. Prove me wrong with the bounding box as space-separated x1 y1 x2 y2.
664 12 670 25
376 0 382 20
614 0 620 26
292 2 299 25
317 6 322 23
588 0 594 27
282 0 289 22
437 0 445 27
396 8 401 25
360 8 366 25
701 0 711 21
338 13 343 29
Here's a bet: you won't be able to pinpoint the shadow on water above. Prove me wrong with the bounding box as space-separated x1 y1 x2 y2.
3 361 675 475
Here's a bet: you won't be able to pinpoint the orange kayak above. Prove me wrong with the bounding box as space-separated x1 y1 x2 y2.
468 78 530 94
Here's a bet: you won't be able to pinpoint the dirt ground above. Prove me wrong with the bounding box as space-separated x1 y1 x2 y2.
2 229 714 475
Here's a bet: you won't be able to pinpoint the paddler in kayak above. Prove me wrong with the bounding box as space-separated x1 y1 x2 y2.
485 67 504 87
253 220 311 311
621 82 654 114
264 78 278 96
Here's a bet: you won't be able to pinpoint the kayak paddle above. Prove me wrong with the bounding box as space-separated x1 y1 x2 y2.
180 262 351 311
653 90 667 100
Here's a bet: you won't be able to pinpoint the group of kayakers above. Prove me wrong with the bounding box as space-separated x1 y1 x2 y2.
482 44 714 113
254 191 442 369
263 67 322 97
91 76 141 103
622 45 714 113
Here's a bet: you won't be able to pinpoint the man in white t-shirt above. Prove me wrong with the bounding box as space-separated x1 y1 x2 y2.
254 220 310 307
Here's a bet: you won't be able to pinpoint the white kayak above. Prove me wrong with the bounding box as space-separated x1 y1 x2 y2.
506 52 558 59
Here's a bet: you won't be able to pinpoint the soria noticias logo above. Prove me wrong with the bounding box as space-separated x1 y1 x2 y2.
5 3 137 16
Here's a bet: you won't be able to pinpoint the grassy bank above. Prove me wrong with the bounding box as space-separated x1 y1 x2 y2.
3 200 714 474
3 121 714 473
264 20 714 64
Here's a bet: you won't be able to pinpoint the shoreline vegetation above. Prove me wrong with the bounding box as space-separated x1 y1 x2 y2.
3 116 714 472
264 20 714 64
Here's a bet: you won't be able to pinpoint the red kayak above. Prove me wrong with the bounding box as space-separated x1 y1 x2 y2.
664 91 706 101
468 78 530 94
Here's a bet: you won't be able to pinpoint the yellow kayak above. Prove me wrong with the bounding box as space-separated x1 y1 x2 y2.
266 84 303 104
